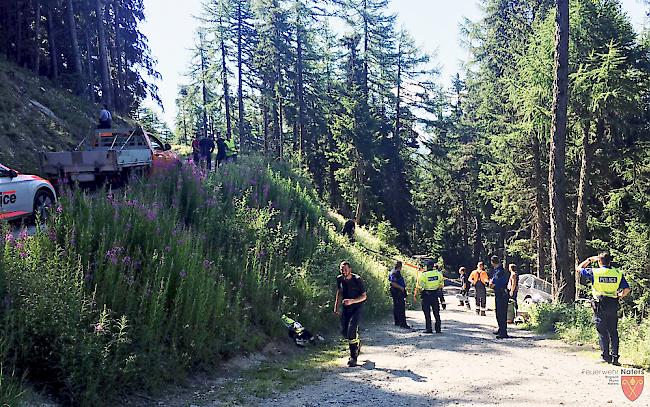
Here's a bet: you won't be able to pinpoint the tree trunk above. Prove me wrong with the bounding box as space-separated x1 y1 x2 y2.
17 1 24 66
220 25 232 140
46 3 58 80
532 130 548 278
548 0 573 302
199 34 208 138
574 121 591 264
113 0 124 112
95 0 112 108
395 40 402 142
355 161 365 224
263 102 269 154
33 0 41 74
473 214 483 263
296 18 306 161
362 0 369 97
65 0 84 93
82 0 94 99
236 0 245 152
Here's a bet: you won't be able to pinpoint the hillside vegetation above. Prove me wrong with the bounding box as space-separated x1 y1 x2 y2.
0 156 395 406
0 59 124 173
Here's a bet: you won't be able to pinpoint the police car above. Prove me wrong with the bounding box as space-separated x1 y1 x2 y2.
0 163 57 222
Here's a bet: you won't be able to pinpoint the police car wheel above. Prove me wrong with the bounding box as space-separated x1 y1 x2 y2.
524 296 533 306
33 189 55 223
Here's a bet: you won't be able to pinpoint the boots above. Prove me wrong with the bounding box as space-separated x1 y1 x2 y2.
612 356 620 366
348 342 359 367
480 311 486 316
466 303 471 310
476 309 480 315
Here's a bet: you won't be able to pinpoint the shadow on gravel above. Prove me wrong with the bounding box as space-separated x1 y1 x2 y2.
360 361 427 382
373 311 552 355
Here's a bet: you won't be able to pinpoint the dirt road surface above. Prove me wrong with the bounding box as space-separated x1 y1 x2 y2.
260 305 646 407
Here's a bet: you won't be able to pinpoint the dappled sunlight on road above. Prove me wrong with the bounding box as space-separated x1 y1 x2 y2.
262 306 643 407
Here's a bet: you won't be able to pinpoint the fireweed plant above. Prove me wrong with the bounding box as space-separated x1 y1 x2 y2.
0 155 392 405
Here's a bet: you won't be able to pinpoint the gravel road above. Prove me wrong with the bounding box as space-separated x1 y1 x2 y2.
260 304 646 407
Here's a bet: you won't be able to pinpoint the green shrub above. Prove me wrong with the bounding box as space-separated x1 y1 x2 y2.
620 316 650 369
527 302 574 334
556 304 597 344
526 302 650 369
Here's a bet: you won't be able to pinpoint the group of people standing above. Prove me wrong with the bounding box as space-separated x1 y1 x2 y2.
334 251 631 369
388 256 517 339
191 134 238 170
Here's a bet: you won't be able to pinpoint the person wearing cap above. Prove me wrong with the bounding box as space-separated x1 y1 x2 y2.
388 261 410 328
489 255 509 339
334 260 367 367
576 252 631 365
417 261 444 333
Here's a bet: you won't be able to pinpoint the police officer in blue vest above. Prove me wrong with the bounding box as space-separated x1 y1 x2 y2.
417 261 444 333
576 252 631 366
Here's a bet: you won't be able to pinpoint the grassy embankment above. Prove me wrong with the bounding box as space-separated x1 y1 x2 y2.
0 59 135 173
0 155 396 405
524 302 650 368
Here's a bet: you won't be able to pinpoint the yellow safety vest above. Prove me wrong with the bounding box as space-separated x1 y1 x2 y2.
592 267 622 299
281 314 304 334
225 139 238 157
420 270 444 291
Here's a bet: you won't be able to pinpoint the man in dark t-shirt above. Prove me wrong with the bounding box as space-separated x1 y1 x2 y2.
199 136 216 171
334 260 367 367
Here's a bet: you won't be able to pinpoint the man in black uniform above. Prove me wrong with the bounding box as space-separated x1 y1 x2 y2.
341 219 356 242
388 261 410 328
215 134 227 168
334 260 367 367
199 135 216 171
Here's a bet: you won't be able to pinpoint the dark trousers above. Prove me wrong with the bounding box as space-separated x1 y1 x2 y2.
392 294 407 326
594 299 619 359
216 154 225 169
421 291 441 332
475 284 487 310
192 151 201 164
97 120 111 129
203 153 213 170
341 305 362 341
495 288 508 336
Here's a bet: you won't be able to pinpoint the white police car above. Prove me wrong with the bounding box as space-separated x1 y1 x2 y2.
0 163 57 222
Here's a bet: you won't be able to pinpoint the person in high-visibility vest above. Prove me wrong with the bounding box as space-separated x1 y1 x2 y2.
417 261 444 333
334 260 367 367
281 314 315 347
576 252 631 366
224 137 238 163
